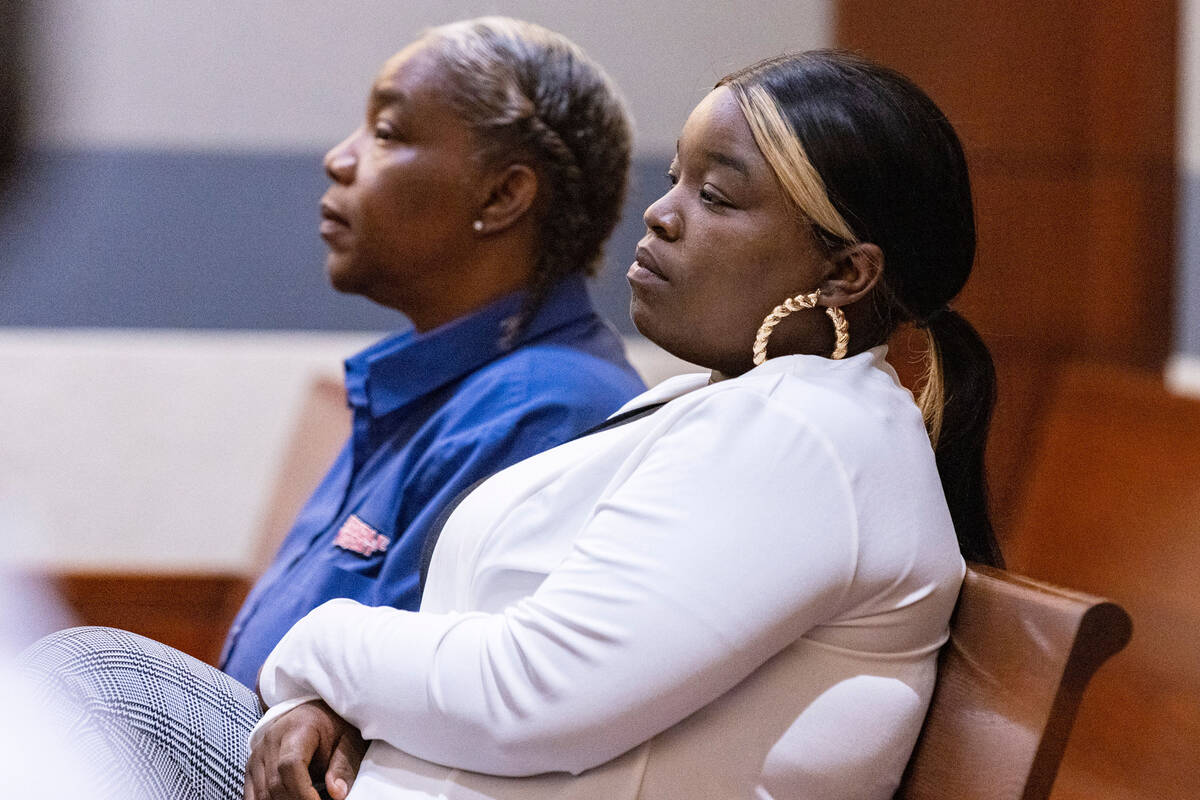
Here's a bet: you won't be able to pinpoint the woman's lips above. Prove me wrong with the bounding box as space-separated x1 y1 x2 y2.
319 202 351 246
628 245 668 284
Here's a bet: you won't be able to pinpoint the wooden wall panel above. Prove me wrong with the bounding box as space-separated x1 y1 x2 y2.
51 572 249 666
837 1 1088 157
839 4 1181 798
1083 3 1177 162
1005 364 1200 799
1081 166 1176 361
960 170 1092 348
838 0 1177 537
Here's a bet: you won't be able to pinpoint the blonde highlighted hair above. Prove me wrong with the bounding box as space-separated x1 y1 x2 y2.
719 72 947 447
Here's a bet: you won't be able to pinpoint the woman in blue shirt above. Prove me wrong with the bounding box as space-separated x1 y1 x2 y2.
16 18 643 800
218 18 645 688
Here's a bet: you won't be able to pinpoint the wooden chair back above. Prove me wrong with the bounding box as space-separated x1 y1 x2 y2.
250 375 351 578
897 563 1131 800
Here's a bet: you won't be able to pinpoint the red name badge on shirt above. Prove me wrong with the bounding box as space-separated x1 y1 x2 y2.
333 514 391 557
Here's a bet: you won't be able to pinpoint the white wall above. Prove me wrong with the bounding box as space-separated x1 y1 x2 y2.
30 0 832 154
1183 0 1200 176
0 331 373 571
0 330 701 572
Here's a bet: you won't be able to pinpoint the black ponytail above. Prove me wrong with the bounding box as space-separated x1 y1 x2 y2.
922 310 1003 567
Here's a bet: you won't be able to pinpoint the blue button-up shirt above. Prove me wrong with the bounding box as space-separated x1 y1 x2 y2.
220 275 644 687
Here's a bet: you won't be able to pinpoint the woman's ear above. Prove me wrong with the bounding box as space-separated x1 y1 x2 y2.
819 243 884 306
473 163 539 235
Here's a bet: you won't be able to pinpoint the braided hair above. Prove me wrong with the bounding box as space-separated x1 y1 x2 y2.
421 17 632 340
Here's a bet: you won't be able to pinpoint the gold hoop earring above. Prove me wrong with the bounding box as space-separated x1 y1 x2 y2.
752 290 849 365
826 306 849 360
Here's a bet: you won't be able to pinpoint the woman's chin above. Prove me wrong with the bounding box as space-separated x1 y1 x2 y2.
632 306 752 375
629 298 667 350
630 304 701 368
325 256 368 296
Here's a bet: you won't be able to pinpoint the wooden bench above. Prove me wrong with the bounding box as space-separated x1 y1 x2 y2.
898 564 1130 800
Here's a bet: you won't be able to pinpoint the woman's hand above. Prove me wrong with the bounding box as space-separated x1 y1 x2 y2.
245 699 366 800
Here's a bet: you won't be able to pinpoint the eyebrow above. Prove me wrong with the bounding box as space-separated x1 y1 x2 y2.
673 140 751 178
368 86 407 113
705 150 750 177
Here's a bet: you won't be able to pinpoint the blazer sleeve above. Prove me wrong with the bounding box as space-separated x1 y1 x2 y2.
256 387 860 777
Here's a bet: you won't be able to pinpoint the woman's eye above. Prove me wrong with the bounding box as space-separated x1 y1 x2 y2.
699 186 727 207
373 123 398 141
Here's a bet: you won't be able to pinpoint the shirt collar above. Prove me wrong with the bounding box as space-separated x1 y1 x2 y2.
748 344 890 375
345 273 598 418
611 346 895 416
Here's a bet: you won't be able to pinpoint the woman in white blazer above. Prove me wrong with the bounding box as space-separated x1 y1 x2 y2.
240 47 1004 800
25 46 1003 800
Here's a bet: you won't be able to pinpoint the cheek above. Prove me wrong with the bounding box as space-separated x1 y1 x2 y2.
721 231 821 309
356 175 411 237
363 174 456 245
681 236 778 315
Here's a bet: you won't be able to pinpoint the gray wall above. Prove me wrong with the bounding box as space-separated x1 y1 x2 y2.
8 1 832 336
1180 0 1200 360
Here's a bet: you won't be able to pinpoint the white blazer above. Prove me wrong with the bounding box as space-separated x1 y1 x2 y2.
254 347 965 799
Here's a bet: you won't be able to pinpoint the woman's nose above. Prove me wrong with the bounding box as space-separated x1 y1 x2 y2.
324 130 360 184
643 192 681 241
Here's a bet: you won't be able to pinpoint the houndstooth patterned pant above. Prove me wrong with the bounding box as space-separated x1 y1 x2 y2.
19 626 263 800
